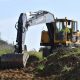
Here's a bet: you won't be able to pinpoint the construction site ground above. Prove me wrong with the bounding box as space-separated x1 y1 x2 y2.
0 48 80 80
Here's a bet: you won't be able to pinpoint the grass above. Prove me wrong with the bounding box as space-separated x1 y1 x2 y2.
0 49 13 55
28 50 43 60
0 40 14 55
62 65 72 72
37 64 45 71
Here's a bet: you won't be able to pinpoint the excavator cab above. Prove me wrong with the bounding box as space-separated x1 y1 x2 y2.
40 17 79 47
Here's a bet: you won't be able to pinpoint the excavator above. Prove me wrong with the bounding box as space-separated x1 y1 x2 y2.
0 10 80 68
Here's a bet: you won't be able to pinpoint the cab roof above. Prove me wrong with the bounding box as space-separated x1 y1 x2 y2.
55 18 77 22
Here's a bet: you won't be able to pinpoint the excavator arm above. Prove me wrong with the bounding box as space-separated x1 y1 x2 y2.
0 10 55 68
15 10 55 54
27 10 54 26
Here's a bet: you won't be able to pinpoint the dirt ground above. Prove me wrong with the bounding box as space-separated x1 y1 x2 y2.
0 48 80 80
0 66 52 80
0 68 34 80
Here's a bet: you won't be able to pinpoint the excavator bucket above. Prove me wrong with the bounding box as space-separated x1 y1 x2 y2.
0 13 29 69
0 53 29 69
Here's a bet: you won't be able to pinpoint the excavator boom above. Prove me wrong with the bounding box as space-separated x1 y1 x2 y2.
27 10 54 26
15 10 55 54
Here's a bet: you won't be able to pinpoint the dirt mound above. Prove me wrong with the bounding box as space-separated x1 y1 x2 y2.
0 48 80 80
38 48 80 80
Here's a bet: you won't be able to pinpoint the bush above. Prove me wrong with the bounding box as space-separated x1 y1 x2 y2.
28 50 43 61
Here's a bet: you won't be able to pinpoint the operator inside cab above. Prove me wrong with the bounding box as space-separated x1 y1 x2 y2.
60 21 70 40
61 27 70 33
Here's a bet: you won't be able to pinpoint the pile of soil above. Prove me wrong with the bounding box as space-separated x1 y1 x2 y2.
39 48 80 80
0 48 80 80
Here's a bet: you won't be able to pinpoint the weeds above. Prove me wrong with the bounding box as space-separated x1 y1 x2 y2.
0 49 13 55
28 50 43 61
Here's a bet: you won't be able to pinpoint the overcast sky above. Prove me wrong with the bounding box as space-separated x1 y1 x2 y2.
0 0 80 50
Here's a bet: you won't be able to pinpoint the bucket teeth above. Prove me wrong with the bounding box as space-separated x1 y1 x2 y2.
0 53 29 69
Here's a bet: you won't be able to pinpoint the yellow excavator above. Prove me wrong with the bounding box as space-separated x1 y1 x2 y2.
40 17 80 56
0 10 80 68
41 18 80 48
